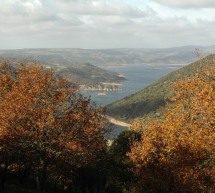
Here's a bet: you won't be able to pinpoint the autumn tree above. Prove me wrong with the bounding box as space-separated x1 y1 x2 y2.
129 66 215 193
0 62 107 192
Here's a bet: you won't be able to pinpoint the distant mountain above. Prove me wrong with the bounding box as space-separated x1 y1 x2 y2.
0 45 215 66
106 54 215 121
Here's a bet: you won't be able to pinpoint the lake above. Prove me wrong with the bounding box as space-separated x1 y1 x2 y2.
81 63 184 106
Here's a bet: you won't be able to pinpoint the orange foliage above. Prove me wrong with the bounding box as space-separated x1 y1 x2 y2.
129 66 215 192
0 63 107 189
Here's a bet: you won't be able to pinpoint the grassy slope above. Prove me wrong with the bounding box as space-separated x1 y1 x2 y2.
106 55 215 121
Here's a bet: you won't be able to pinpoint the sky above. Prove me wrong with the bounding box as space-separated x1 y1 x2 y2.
0 0 215 49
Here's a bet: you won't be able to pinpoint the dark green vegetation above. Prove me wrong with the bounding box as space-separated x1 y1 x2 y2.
106 54 215 121
105 130 141 193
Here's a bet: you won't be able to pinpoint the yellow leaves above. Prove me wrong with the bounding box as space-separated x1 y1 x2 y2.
129 66 215 192
73 113 82 121
66 141 81 151
0 62 107 183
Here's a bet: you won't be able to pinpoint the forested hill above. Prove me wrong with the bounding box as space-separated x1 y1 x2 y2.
106 54 215 121
57 63 125 87
0 59 125 88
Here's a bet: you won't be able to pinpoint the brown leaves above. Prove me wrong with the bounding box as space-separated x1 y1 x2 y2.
129 66 215 192
0 62 107 187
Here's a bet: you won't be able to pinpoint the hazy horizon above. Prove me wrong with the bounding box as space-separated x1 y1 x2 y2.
0 44 215 51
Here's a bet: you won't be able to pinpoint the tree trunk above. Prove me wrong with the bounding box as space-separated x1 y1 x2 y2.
36 161 47 193
168 175 174 193
0 163 8 192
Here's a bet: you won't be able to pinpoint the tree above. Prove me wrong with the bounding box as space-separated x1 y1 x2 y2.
105 130 141 193
129 66 215 193
0 62 107 192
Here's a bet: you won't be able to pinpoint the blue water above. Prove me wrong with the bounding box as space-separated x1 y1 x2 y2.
81 64 183 106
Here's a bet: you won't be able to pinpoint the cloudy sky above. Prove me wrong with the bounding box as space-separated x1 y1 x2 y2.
0 0 215 49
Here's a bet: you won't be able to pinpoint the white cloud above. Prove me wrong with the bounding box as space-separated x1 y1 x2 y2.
150 0 215 9
0 0 149 37
0 0 215 49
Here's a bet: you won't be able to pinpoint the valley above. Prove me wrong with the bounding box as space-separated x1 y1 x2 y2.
0 50 214 193
1 1 215 192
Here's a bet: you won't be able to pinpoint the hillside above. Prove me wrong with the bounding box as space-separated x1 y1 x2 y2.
106 54 215 121
57 63 125 87
0 58 125 88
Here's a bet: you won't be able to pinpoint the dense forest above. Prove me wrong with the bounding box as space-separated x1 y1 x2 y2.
0 57 214 193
